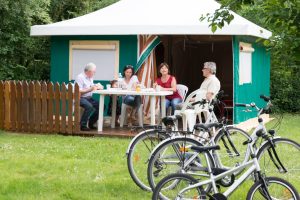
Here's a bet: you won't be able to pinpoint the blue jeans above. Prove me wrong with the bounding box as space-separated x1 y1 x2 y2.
80 97 99 127
165 98 182 115
123 95 142 109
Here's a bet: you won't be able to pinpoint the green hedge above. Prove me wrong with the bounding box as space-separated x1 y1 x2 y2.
271 66 300 112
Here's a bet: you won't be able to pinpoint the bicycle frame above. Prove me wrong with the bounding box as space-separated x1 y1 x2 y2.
178 145 261 198
212 105 271 169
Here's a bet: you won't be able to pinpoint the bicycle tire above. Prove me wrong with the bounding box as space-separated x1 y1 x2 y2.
246 176 299 200
213 126 251 170
127 129 169 191
256 137 300 188
152 173 205 200
147 137 215 191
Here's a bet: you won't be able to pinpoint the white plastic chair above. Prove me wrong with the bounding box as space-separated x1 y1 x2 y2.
120 103 143 127
176 84 189 101
166 84 189 115
174 89 213 131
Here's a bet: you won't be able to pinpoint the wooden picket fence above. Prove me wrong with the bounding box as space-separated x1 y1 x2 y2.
0 81 81 134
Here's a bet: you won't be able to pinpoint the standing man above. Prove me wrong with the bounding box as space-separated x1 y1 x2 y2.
75 63 103 131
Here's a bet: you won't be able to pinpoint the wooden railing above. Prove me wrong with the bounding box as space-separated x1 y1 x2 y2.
0 81 81 134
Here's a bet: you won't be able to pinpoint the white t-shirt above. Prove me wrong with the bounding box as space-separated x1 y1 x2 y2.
196 75 221 101
122 75 139 90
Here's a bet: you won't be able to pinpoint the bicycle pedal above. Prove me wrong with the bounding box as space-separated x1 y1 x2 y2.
210 193 227 200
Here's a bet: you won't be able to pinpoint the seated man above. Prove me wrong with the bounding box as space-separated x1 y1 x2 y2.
177 61 221 109
175 62 220 129
75 63 103 131
192 61 221 102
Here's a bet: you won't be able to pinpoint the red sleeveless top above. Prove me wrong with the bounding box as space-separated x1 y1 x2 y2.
156 76 182 100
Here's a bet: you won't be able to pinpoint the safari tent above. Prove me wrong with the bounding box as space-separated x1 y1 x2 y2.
30 0 272 123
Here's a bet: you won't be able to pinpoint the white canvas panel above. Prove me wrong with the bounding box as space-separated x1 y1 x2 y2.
71 49 115 81
239 51 252 85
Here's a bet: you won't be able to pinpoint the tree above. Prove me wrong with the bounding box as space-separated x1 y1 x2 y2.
0 0 52 80
203 0 300 112
0 0 119 80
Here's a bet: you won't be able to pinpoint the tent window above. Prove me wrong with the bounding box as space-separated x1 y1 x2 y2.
239 42 254 85
69 40 119 81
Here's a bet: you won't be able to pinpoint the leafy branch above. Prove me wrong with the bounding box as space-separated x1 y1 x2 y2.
200 6 234 33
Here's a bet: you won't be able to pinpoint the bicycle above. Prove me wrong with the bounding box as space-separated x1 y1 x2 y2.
147 95 300 191
152 143 299 200
147 118 250 191
126 99 223 191
235 95 300 187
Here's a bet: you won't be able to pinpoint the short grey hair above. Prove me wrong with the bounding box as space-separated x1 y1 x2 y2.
204 62 217 74
84 62 96 72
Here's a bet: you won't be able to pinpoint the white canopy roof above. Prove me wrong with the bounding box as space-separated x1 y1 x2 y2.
30 0 271 39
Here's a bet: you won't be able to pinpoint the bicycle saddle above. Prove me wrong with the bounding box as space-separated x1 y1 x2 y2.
194 123 222 131
161 115 182 126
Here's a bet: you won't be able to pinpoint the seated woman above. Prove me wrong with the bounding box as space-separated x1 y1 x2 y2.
154 62 182 115
120 65 142 124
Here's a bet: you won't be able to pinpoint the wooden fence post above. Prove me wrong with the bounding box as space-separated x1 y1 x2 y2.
67 83 73 134
41 82 47 133
29 81 35 132
35 81 41 133
10 81 17 131
16 82 22 131
54 83 60 133
47 82 54 133
22 81 29 132
61 83 67 133
0 81 5 129
4 81 11 130
74 83 80 133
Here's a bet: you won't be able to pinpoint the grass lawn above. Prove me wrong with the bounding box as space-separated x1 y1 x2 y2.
0 114 299 199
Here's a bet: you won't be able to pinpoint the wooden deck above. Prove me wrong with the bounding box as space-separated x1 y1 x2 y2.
69 126 143 138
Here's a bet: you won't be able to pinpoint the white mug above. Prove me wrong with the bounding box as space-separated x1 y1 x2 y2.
106 84 111 90
156 85 161 92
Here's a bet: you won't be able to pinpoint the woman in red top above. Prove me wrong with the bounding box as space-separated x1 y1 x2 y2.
155 62 182 115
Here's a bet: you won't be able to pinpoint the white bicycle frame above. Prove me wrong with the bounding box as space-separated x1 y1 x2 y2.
178 144 261 198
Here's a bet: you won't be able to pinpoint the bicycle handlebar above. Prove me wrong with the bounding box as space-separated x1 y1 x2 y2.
235 94 272 116
235 103 250 107
260 94 270 102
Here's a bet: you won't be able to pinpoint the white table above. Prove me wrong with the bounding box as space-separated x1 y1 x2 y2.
93 89 173 132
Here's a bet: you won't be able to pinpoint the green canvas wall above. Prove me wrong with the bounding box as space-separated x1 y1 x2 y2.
233 36 271 123
50 35 138 84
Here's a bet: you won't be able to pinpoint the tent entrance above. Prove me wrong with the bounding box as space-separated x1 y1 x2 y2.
155 35 234 122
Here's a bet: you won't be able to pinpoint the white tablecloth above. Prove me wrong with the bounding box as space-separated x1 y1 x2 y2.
93 89 173 132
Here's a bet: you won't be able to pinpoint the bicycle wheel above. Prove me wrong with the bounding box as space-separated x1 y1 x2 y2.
214 126 251 169
127 129 169 191
152 173 206 200
257 138 300 188
147 137 214 191
246 176 299 200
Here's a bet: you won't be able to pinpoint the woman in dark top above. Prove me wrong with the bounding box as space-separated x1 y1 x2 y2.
154 62 182 115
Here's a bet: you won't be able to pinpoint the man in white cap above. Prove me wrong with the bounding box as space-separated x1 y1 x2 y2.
75 63 103 131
